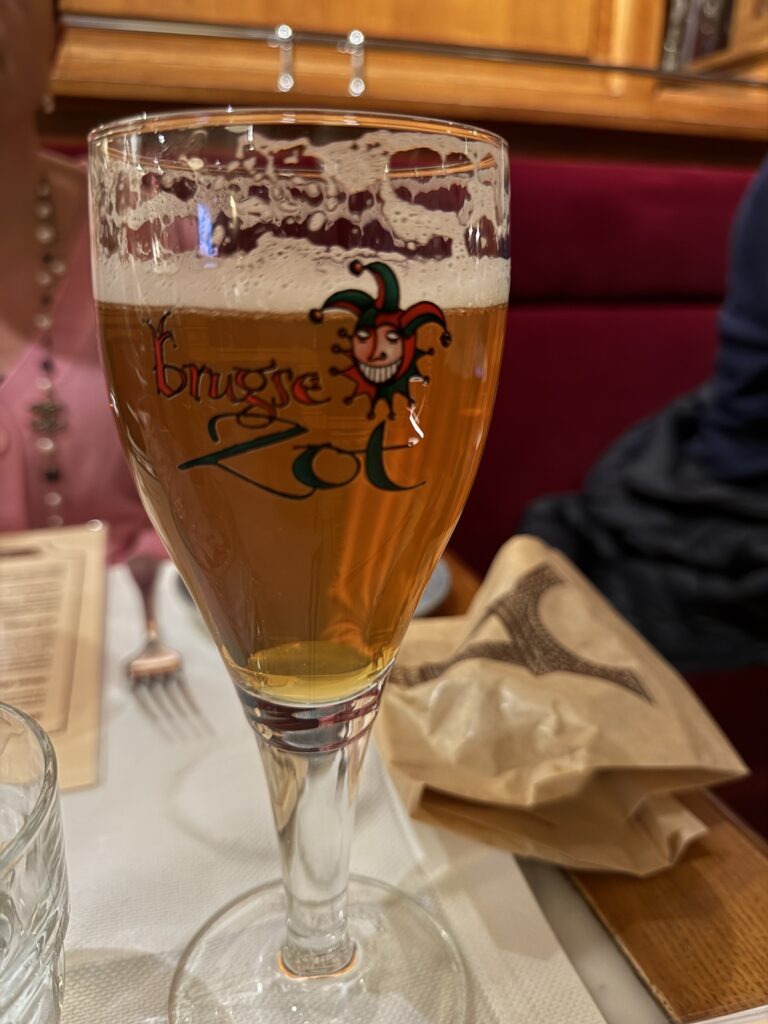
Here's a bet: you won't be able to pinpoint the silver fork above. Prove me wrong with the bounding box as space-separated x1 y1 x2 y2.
125 556 211 740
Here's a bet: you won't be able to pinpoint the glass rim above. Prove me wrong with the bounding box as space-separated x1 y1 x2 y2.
87 106 508 153
0 702 58 873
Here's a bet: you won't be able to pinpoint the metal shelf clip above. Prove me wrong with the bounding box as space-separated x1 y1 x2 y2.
269 24 295 93
341 29 366 97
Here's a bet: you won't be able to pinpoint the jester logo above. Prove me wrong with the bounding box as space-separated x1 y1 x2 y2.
309 260 451 419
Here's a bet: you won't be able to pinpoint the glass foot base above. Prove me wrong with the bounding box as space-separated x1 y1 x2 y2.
169 875 467 1024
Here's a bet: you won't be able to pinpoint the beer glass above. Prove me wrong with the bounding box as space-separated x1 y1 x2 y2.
88 110 509 1023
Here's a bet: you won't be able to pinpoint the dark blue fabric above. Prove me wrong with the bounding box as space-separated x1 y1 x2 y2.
692 156 768 482
521 390 768 671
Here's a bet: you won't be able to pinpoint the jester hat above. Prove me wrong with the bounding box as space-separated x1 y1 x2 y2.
310 260 451 344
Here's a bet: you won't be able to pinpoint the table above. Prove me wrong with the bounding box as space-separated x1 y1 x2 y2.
58 564 619 1024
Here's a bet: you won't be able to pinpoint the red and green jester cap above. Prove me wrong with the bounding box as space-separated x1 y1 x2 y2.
310 260 451 344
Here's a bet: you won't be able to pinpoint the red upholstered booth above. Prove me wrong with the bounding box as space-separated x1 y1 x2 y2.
454 156 752 573
452 157 766 835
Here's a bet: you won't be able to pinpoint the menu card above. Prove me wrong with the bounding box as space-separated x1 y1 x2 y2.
0 523 106 789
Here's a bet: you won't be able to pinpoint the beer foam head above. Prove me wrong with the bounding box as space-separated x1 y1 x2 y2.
92 126 509 312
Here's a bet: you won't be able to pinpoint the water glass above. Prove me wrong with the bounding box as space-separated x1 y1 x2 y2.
0 704 69 1023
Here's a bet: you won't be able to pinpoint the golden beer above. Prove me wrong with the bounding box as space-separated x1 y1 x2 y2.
98 300 505 704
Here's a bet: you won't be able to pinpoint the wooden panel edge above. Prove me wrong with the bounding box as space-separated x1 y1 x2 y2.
52 28 768 141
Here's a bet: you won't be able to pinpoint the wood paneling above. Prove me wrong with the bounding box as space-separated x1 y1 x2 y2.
60 0 601 57
52 25 768 140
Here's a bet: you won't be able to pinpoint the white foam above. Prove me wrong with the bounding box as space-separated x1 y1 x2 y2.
92 128 509 311
96 239 508 312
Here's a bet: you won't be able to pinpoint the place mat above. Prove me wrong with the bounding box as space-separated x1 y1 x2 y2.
571 792 768 1024
0 523 106 790
59 564 607 1024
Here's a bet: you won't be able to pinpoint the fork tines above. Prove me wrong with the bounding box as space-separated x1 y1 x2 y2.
127 662 213 741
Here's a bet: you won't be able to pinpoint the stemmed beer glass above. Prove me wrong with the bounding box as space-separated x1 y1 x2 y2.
88 110 509 1023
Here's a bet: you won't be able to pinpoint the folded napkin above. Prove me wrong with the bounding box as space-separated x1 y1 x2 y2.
376 536 747 876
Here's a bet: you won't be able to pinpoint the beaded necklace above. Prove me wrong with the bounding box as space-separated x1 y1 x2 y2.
29 174 68 527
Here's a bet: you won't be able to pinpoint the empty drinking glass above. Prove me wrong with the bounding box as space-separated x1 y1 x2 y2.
0 704 69 1023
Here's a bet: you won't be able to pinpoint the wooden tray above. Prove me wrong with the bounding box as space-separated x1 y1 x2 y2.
571 792 768 1023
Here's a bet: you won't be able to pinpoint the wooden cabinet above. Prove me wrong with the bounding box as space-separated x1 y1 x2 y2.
60 0 603 56
53 0 768 140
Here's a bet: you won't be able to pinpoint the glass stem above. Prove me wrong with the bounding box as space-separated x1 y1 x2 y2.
245 677 385 979
257 728 370 977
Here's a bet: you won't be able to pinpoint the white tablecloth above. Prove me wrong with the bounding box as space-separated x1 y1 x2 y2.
60 565 607 1024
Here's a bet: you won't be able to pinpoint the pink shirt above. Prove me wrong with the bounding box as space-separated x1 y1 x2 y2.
0 188 165 564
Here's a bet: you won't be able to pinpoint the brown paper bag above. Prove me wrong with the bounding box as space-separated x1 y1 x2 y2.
376 536 747 875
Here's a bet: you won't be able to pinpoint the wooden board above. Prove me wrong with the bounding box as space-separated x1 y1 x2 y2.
60 0 602 57
51 22 768 141
571 792 768 1023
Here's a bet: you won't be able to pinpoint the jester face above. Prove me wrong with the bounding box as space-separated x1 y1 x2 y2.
310 260 451 419
353 323 405 384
